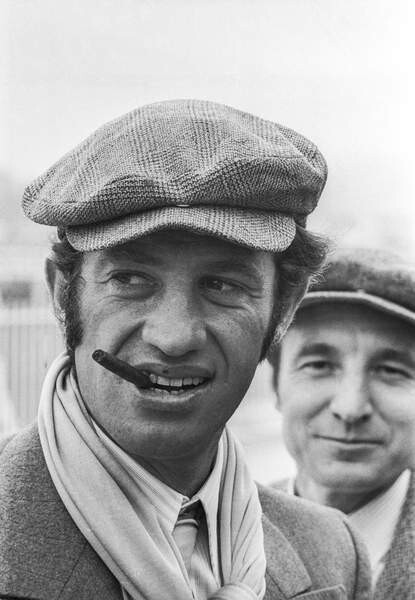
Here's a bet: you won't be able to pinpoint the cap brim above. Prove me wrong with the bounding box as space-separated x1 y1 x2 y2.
301 291 415 327
66 206 296 252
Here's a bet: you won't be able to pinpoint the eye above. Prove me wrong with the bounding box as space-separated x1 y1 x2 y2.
375 363 412 381
112 272 146 284
199 276 247 305
204 278 239 293
299 359 334 376
108 271 157 294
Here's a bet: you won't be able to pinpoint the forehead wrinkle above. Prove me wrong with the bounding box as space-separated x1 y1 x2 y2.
102 246 163 267
290 315 415 369
287 319 360 359
207 258 267 282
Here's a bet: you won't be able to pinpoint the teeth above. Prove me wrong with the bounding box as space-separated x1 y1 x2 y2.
146 372 206 390
157 375 172 386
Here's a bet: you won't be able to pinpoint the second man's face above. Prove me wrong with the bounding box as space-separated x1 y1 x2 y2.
275 302 415 496
73 230 276 463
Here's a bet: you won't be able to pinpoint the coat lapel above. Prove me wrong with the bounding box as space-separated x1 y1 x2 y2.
0 425 121 600
262 512 311 599
374 471 415 600
262 513 347 599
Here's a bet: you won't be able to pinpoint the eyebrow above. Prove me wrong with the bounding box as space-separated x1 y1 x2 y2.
99 251 266 283
206 259 265 282
294 343 415 369
294 343 336 359
101 247 163 267
373 348 415 369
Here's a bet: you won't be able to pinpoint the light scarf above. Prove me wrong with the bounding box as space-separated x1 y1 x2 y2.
38 353 266 600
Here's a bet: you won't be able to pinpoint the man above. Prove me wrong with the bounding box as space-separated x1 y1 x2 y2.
270 247 415 599
0 100 370 600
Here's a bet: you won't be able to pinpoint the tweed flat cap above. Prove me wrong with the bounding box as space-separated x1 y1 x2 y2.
22 99 327 252
301 247 415 326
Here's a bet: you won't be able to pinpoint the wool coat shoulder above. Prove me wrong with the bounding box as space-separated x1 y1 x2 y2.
272 474 415 599
0 425 371 600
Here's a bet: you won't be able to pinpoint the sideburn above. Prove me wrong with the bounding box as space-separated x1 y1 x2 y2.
64 277 84 360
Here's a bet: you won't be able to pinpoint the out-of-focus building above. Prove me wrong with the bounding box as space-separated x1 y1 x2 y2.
0 244 49 307
0 241 63 435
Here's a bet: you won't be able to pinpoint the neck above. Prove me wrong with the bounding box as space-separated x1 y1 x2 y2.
295 472 389 514
132 436 221 498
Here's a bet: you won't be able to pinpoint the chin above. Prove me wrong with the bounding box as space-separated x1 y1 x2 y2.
123 428 208 460
314 464 385 493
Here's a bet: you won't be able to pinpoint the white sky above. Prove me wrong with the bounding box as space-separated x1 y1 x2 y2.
1 0 414 252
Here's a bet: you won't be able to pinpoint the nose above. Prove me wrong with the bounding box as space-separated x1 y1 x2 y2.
141 289 206 357
330 373 373 424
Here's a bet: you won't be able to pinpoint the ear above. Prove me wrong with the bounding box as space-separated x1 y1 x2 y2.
45 258 66 315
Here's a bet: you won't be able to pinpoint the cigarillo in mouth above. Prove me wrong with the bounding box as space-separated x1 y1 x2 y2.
92 349 153 389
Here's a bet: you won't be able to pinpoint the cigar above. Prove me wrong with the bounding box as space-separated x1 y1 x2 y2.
92 349 153 389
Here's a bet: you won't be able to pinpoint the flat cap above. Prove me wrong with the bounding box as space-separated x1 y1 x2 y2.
22 99 327 252
302 247 415 326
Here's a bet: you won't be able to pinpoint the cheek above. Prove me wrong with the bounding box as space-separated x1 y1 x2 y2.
223 310 270 367
277 377 325 430
373 385 415 427
78 296 141 349
209 312 269 408
280 395 311 429
279 400 311 462
383 409 415 458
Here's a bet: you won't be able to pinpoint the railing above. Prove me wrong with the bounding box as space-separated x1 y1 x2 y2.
0 304 63 434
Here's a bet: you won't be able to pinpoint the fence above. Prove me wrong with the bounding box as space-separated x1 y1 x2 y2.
0 305 63 434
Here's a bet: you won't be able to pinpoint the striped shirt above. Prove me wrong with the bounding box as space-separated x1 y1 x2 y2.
93 421 223 599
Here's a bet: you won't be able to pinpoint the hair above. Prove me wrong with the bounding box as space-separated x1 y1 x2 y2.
260 226 329 359
49 226 329 362
49 231 84 360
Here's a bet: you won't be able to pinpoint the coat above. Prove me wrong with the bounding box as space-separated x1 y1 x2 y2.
374 472 415 600
0 426 371 600
272 474 415 599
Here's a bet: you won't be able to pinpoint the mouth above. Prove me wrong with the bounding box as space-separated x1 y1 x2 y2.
144 372 209 395
92 350 212 399
132 373 211 413
315 435 382 446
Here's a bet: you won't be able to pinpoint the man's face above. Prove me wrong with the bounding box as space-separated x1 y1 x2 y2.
276 302 415 495
74 230 275 462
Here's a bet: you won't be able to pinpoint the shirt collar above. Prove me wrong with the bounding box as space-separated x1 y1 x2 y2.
92 418 223 536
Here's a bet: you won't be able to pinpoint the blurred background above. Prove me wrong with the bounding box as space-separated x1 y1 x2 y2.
1 0 414 483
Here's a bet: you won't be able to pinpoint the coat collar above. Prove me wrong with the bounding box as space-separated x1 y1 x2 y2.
262 512 311 599
0 425 121 600
0 426 320 600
